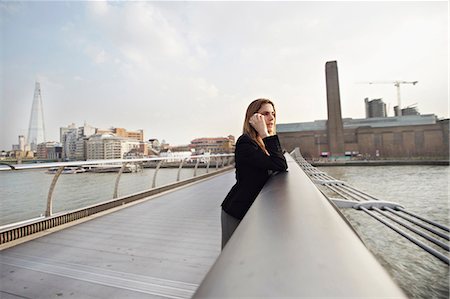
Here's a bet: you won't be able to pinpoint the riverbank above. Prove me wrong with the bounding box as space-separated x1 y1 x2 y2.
310 159 449 166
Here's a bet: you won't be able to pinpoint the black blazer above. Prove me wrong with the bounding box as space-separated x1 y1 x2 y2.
221 134 288 220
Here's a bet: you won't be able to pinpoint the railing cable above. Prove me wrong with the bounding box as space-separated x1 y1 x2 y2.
396 207 450 232
290 148 449 265
360 206 449 265
372 207 449 250
385 207 449 239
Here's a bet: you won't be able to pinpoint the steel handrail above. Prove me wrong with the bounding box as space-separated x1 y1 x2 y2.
4 154 234 218
396 207 450 232
193 153 406 298
385 207 450 240
0 154 233 171
373 207 449 251
361 206 449 264
0 164 235 245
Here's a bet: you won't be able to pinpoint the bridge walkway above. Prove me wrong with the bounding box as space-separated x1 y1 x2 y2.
1 171 235 299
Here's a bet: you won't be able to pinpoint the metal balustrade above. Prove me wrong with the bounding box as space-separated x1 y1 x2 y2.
290 148 450 265
0 154 234 245
194 153 406 298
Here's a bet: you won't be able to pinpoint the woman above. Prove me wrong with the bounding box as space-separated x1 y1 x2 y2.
221 98 288 249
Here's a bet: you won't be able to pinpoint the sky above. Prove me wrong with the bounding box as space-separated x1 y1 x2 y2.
0 1 448 150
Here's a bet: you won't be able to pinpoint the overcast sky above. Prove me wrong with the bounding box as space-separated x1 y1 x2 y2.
1 1 448 150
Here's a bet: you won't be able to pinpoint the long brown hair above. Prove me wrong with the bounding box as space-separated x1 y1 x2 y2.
243 98 276 154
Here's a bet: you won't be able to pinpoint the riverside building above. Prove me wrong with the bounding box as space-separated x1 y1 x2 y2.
277 115 448 159
36 141 62 160
96 127 144 142
60 124 145 160
365 98 387 118
60 123 97 160
86 133 142 160
189 136 235 154
277 61 449 160
9 135 33 159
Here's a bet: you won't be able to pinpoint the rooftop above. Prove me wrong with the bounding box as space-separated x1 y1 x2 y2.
277 114 439 133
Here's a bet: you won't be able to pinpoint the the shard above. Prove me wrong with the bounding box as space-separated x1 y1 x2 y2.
27 82 46 151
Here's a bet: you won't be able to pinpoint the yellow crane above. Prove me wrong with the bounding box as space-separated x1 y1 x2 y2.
361 81 418 116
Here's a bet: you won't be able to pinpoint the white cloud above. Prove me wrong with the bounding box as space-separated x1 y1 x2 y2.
60 21 74 33
0 1 23 16
1 1 447 149
89 0 109 17
84 45 108 64
85 2 194 69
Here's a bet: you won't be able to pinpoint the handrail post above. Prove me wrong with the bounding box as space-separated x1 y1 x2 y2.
113 163 127 199
193 159 200 177
46 166 65 217
206 157 210 173
176 157 187 182
152 160 164 188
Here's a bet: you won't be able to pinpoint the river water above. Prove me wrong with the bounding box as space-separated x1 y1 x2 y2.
318 165 449 299
1 165 448 298
0 167 209 226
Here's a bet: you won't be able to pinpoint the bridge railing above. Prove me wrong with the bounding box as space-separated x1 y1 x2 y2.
0 154 234 245
291 148 449 265
193 153 406 298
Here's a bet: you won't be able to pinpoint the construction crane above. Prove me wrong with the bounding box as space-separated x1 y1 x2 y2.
360 81 418 116
406 102 418 108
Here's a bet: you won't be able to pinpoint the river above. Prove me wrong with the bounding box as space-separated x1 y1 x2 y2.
0 167 209 226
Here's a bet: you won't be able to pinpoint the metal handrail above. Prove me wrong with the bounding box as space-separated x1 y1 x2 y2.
361 206 449 264
373 207 449 251
385 207 450 240
396 207 450 232
3 154 234 218
1 164 235 245
0 154 233 171
193 153 405 298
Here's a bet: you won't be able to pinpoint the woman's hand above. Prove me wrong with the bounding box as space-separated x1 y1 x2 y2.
249 113 269 138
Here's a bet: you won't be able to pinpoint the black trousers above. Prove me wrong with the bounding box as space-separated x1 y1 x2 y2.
221 209 241 249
